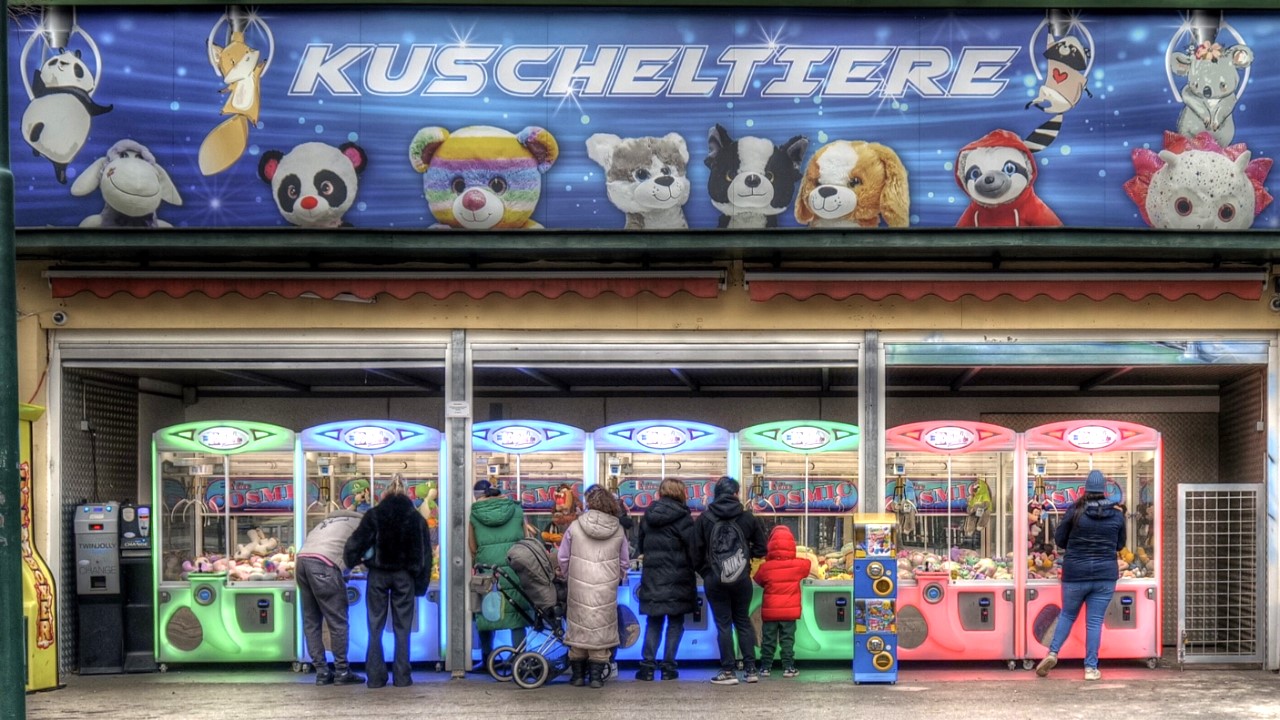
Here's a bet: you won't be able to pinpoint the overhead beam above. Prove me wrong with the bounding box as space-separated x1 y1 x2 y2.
215 369 311 393
1080 366 1134 391
670 368 699 391
517 367 570 392
951 367 982 392
367 368 441 392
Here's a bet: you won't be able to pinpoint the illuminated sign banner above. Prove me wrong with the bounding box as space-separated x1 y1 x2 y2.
11 8 1279 232
205 479 295 512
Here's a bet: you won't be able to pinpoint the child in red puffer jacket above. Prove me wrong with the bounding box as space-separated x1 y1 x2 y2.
752 524 812 677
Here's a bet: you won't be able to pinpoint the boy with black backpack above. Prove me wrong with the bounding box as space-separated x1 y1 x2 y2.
695 476 768 685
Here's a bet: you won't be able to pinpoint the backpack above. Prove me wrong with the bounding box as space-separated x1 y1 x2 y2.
708 516 750 583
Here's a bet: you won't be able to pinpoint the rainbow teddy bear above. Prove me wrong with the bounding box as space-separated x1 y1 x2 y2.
409 125 559 229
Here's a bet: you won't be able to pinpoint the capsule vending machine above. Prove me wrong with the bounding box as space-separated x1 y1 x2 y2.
298 420 445 669
1023 420 1161 668
592 419 732 661
738 420 860 660
472 420 588 660
153 421 298 666
852 514 898 684
885 421 1020 667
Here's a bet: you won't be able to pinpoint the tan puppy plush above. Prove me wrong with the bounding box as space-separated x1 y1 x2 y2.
794 141 910 228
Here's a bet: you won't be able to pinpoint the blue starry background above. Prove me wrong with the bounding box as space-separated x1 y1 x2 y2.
9 6 1280 230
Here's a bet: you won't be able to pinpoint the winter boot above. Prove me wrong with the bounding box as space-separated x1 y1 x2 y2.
569 660 587 687
660 662 679 681
589 662 607 689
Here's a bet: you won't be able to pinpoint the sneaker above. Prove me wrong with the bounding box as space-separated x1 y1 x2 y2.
744 667 759 684
315 670 334 686
711 670 739 685
759 666 771 678
608 661 618 681
333 670 365 685
660 665 679 681
635 666 655 682
1084 667 1101 681
1035 653 1058 677
782 666 800 678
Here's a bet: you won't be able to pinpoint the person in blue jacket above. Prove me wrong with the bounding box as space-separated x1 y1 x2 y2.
1035 469 1127 681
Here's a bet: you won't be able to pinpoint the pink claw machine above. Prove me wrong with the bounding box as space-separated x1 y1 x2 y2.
885 421 1021 667
1022 420 1161 669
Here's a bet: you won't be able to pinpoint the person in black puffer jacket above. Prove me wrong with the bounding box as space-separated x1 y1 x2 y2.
635 478 701 681
343 480 432 689
1035 469 1126 682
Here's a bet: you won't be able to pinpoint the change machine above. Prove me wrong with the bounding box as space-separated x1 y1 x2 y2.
1022 419 1161 668
472 419 588 655
885 421 1020 667
738 420 860 660
593 419 733 661
299 420 445 667
153 421 298 666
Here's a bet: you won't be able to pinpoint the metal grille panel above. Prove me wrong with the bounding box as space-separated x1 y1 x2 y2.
58 369 140 674
1178 485 1263 664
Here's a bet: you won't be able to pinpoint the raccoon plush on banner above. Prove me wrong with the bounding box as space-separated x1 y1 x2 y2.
705 124 808 229
21 49 113 185
954 129 1062 227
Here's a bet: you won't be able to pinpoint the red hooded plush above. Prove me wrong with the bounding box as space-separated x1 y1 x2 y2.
753 525 813 622
954 129 1062 228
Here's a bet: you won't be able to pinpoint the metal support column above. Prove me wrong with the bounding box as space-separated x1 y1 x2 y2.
859 331 884 512
445 330 472 677
1266 336 1278 670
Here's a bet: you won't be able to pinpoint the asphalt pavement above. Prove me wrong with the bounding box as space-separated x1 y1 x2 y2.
22 658 1280 720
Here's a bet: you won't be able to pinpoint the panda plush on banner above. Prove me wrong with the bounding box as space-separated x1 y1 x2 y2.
257 141 368 228
21 49 113 185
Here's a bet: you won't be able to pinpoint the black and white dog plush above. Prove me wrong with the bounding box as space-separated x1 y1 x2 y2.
22 49 113 185
70 139 182 227
258 142 367 228
705 124 807 228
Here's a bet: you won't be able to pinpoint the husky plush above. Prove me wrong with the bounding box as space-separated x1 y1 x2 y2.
21 49 113 184
705 124 807 229
586 133 691 230
71 139 182 227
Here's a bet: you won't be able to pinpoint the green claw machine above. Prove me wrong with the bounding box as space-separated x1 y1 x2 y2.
738 420 861 660
153 421 298 667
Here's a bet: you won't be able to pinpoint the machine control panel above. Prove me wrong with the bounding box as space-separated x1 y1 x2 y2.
119 504 152 551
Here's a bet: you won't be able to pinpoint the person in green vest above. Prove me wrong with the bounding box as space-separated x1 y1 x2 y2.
469 480 529 671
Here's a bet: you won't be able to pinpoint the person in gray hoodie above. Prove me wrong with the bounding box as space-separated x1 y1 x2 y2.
296 508 365 686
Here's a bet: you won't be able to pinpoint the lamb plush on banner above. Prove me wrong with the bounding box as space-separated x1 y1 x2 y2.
70 139 182 228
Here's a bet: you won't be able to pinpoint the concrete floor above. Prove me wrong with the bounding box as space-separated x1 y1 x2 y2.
23 660 1280 720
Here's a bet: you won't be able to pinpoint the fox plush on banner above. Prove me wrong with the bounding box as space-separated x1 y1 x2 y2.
954 129 1062 227
198 30 266 176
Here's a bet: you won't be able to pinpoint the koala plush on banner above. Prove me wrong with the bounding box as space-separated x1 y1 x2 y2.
21 49 113 185
1173 41 1253 147
586 133 691 230
409 125 558 229
794 140 909 228
1124 130 1272 230
258 142 368 228
70 139 182 227
705 124 808 229
954 129 1062 227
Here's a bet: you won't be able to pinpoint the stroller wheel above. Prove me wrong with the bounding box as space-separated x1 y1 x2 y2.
487 645 518 682
512 652 551 690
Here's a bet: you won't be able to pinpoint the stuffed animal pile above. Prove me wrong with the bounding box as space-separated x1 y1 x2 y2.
181 548 296 582
895 548 1015 581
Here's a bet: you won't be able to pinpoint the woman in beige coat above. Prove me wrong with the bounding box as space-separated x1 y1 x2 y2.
557 486 630 688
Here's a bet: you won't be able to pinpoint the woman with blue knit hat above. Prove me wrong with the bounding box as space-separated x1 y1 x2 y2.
1036 469 1127 681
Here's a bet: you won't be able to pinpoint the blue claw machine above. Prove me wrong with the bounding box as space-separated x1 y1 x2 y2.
298 420 446 670
738 420 861 660
592 419 734 661
153 421 298 667
471 420 589 659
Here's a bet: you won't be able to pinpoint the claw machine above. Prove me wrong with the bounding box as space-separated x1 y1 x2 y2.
593 419 733 661
1022 420 1161 668
299 420 445 668
884 421 1020 666
153 421 298 666
471 420 588 659
738 420 860 660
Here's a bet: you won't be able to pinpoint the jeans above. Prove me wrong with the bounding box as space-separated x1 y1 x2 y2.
1048 579 1117 669
296 558 352 670
758 620 797 668
706 579 757 671
640 614 686 668
366 568 416 686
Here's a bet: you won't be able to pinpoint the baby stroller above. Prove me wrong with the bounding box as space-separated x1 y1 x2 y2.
475 538 569 689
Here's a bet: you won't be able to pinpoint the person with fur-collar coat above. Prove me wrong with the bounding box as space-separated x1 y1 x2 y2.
558 486 630 689
343 480 431 689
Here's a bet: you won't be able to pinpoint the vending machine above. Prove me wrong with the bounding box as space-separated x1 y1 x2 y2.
885 421 1020 667
152 421 298 666
852 514 898 684
298 420 445 668
738 420 860 660
592 419 733 661
1022 420 1161 668
471 420 588 658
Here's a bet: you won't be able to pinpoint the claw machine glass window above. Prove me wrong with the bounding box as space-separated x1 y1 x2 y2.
883 421 1018 663
1023 420 1162 665
153 421 298 664
299 420 444 665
